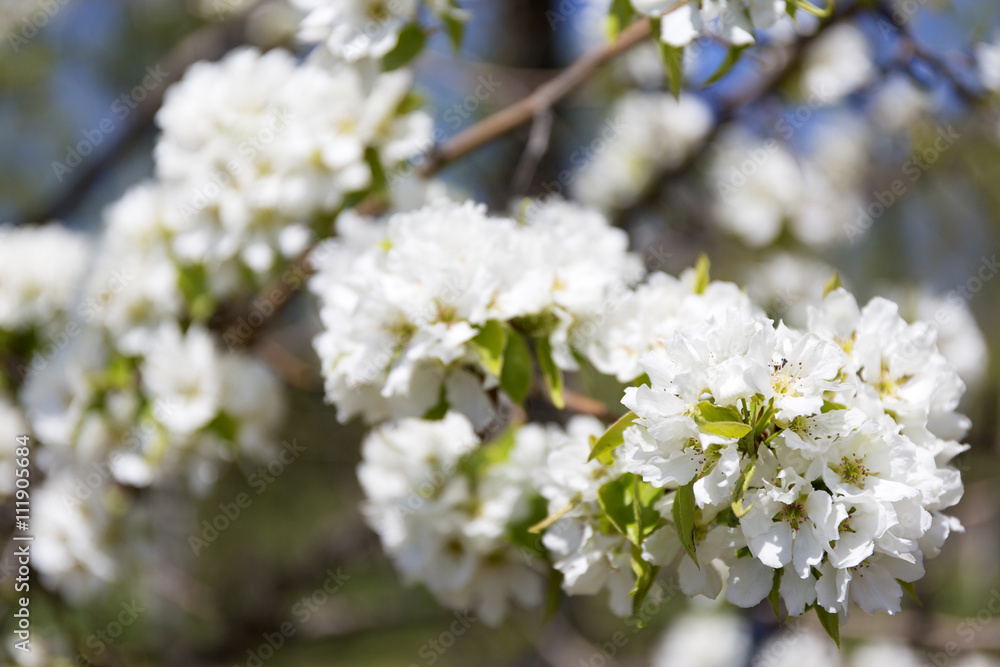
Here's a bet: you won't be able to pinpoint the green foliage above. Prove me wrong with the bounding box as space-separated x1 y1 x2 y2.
692 253 711 294
823 271 843 297
814 605 841 649
629 545 660 615
697 401 744 423
704 44 748 85
177 264 214 321
588 411 638 462
608 0 635 39
730 458 756 517
598 473 662 544
651 18 685 99
529 493 582 534
422 383 449 420
382 23 427 71
768 568 783 620
441 2 467 52
672 482 699 565
535 338 565 409
699 421 753 438
500 327 533 403
460 426 518 481
900 579 922 605
469 320 506 376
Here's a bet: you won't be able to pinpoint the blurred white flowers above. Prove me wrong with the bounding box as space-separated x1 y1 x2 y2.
0 224 88 332
154 46 432 276
573 92 712 212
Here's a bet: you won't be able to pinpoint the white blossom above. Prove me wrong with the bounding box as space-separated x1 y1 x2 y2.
0 224 88 332
573 92 713 211
154 46 431 276
358 413 545 625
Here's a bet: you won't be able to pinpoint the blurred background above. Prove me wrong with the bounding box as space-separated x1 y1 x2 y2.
3 0 1000 665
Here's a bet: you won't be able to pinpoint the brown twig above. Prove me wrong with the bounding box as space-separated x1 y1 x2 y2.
562 388 613 419
418 18 653 177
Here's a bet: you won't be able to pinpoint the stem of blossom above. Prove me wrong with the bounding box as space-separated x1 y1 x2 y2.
418 18 653 177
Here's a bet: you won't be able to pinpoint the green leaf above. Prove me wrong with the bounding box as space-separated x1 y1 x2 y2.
535 338 565 409
768 568 783 621
633 475 662 541
607 0 635 39
461 427 519 482
545 569 564 621
422 383 449 420
814 606 841 650
363 146 388 196
588 411 638 462
441 5 465 52
629 544 659 616
597 473 661 544
823 272 843 297
715 506 740 528
699 421 753 439
730 459 756 518
207 411 238 444
821 399 848 413
651 19 684 99
692 253 710 294
382 23 427 71
500 328 533 404
599 475 635 540
704 44 747 85
529 493 582 534
698 401 744 423
629 372 651 387
899 580 922 606
672 482 698 566
469 320 506 376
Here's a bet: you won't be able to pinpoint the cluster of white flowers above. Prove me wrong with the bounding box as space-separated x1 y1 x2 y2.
652 606 1000 667
578 266 763 382
342 230 971 633
309 197 642 425
801 24 875 103
20 322 285 491
529 416 636 615
2 0 447 609
709 115 870 247
572 92 713 212
358 412 547 624
154 46 432 278
0 224 88 333
292 0 467 63
631 0 788 48
613 286 965 622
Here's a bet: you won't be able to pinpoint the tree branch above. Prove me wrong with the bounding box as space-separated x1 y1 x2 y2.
418 18 653 177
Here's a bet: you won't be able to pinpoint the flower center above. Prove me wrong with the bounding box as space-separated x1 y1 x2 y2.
834 455 870 488
774 496 809 531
